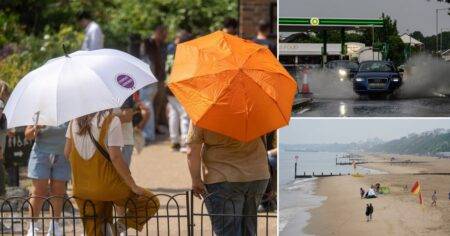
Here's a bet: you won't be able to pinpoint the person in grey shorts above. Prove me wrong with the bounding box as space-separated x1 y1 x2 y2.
115 96 135 166
25 124 70 236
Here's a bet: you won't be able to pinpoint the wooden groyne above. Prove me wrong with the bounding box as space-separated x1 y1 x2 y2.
335 158 428 165
413 173 450 176
294 162 350 179
295 172 351 179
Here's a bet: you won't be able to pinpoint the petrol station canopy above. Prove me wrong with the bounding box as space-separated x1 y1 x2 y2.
279 17 384 31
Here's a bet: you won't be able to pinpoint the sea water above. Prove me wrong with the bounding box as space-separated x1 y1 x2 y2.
279 150 383 235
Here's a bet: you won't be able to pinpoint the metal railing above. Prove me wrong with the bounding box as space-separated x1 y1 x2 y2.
0 191 276 235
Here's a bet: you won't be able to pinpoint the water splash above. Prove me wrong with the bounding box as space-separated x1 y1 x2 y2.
307 69 356 99
398 54 450 98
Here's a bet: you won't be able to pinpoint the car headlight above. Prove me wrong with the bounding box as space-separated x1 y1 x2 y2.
338 69 347 77
392 78 399 82
355 77 364 82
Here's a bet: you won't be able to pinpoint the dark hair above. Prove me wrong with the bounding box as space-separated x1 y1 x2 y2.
76 110 110 136
257 19 271 33
76 11 92 21
178 30 194 44
223 18 238 29
154 24 167 33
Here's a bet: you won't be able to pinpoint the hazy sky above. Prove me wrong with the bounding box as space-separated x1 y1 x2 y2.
280 118 450 144
279 0 450 36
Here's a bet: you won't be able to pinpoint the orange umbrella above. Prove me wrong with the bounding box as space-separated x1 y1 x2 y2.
167 31 296 142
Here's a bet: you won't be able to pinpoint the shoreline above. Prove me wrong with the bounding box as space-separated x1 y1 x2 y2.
280 156 383 235
279 177 326 236
303 154 450 236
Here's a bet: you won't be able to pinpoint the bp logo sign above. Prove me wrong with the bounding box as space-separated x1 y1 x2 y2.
310 17 320 26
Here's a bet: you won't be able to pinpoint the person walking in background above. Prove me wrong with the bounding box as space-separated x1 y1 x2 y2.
365 204 370 222
369 203 374 221
360 187 365 199
0 100 7 196
64 110 159 236
431 190 437 206
114 96 135 166
0 106 9 230
142 25 168 140
186 122 270 236
25 123 70 236
222 18 238 35
166 30 193 152
131 94 150 153
252 20 276 55
259 131 278 212
77 11 104 51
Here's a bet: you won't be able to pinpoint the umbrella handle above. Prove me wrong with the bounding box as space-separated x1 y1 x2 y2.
33 111 40 137
62 44 70 58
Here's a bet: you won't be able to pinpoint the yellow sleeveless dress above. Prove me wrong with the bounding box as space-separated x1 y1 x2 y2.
69 114 159 235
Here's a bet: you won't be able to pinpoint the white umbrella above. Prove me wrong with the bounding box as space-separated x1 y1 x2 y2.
4 48 157 128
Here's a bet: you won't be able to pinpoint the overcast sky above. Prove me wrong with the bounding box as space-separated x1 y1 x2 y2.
279 118 450 144
279 0 450 36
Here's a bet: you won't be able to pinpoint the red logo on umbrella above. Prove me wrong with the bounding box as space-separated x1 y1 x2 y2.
116 74 135 89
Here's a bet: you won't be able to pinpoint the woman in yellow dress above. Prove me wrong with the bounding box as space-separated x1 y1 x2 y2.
64 110 159 235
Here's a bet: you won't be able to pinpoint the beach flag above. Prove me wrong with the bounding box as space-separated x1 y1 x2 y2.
411 180 420 194
411 180 423 204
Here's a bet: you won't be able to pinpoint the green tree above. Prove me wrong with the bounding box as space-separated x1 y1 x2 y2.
364 14 405 65
0 0 237 87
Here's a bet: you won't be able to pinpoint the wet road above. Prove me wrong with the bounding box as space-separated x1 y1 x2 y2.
294 97 450 117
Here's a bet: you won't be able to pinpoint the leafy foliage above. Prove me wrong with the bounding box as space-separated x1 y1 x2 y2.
0 0 237 88
411 30 450 52
0 25 83 87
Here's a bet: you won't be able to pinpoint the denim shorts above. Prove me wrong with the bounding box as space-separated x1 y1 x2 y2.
121 145 134 167
27 148 71 181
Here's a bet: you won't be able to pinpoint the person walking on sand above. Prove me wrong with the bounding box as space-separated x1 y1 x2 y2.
64 110 159 235
431 190 437 207
360 187 365 199
369 203 374 221
25 123 70 236
186 122 270 236
365 204 371 222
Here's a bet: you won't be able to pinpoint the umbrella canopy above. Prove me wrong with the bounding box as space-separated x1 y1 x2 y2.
4 49 157 128
168 31 296 142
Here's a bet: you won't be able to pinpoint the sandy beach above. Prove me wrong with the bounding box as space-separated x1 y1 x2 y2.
304 154 450 236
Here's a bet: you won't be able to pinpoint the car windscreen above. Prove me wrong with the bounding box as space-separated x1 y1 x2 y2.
359 62 395 72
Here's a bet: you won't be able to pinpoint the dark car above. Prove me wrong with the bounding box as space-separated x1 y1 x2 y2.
325 60 359 81
352 61 403 96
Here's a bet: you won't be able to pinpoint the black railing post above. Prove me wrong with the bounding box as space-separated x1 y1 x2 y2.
186 191 192 236
294 162 297 178
189 190 195 236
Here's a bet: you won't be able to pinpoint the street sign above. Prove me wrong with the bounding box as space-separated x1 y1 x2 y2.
4 128 34 186
280 17 384 28
310 17 320 26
